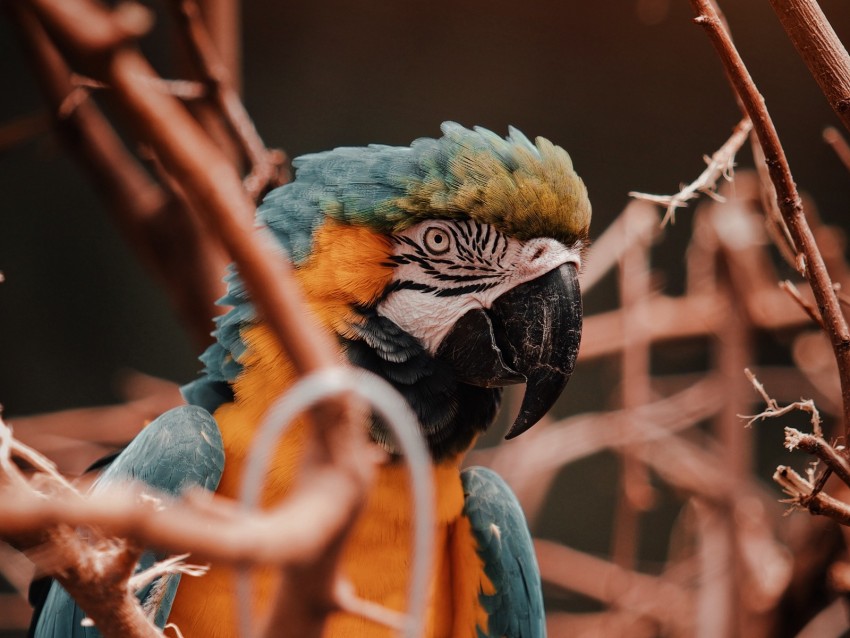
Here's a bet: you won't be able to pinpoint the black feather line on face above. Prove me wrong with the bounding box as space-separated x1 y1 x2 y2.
342 309 501 461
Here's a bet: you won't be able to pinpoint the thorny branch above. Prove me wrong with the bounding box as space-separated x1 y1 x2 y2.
630 117 752 225
742 368 823 437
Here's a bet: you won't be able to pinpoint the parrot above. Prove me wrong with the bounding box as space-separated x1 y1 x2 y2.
29 122 590 638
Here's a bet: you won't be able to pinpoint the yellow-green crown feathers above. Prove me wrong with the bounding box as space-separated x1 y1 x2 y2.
258 122 590 264
397 122 591 244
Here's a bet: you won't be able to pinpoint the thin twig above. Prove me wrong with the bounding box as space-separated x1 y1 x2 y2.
824 126 850 173
779 280 824 329
742 368 823 437
127 553 208 592
630 117 752 225
170 0 287 202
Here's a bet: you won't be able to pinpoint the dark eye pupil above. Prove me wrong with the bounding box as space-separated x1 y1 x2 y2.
434 235 443 244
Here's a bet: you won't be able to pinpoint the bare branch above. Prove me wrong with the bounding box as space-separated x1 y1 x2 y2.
6 2 226 349
779 280 825 329
629 117 752 225
169 0 288 202
742 368 823 437
824 126 850 173
767 0 850 135
774 466 850 526
535 539 692 634
785 428 850 487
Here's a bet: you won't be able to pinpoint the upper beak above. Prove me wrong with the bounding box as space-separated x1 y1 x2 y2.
435 263 582 439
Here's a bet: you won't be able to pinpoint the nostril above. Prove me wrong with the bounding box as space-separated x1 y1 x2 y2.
531 246 546 261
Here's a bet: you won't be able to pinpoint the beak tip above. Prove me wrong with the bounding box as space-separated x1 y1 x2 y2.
503 419 530 440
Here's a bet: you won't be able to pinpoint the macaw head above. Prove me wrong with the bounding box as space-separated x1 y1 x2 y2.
187 123 590 461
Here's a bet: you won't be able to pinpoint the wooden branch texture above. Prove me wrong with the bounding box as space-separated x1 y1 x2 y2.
768 0 850 135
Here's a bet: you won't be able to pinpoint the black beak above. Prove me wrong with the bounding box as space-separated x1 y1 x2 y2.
435 263 582 439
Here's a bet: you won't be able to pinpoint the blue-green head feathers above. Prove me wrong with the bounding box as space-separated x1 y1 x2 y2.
183 123 590 412
259 122 591 265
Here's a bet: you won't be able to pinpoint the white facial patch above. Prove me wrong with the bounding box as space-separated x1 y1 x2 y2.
377 219 582 353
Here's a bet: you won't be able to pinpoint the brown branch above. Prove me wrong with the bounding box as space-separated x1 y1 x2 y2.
17 4 377 637
473 375 725 522
785 428 850 488
546 611 658 638
768 0 850 135
774 465 850 526
689 0 850 440
611 204 655 569
0 416 160 638
28 0 335 375
578 201 660 292
9 376 182 474
5 2 226 350
1 472 366 571
629 117 752 225
170 0 288 202
780 280 825 329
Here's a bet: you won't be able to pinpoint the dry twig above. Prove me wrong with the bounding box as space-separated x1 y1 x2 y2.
742 368 823 437
629 117 752 225
774 466 850 526
824 126 850 173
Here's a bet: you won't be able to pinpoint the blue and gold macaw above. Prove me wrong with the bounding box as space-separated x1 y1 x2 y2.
30 122 590 638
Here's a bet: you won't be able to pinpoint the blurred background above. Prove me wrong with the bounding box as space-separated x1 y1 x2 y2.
2 1 850 636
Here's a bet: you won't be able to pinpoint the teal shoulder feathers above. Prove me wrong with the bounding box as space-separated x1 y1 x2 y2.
29 407 224 638
462 466 546 638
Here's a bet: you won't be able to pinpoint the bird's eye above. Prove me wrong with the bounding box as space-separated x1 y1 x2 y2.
423 227 451 255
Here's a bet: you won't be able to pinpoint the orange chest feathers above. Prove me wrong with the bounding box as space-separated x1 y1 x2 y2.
168 390 491 638
167 221 491 637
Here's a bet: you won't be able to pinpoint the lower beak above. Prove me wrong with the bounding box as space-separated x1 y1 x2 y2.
435 263 583 439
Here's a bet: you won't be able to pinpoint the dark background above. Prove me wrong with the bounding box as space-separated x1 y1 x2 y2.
2 0 850 629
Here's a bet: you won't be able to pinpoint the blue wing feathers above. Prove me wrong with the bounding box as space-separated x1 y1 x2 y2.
462 466 546 638
31 406 225 638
